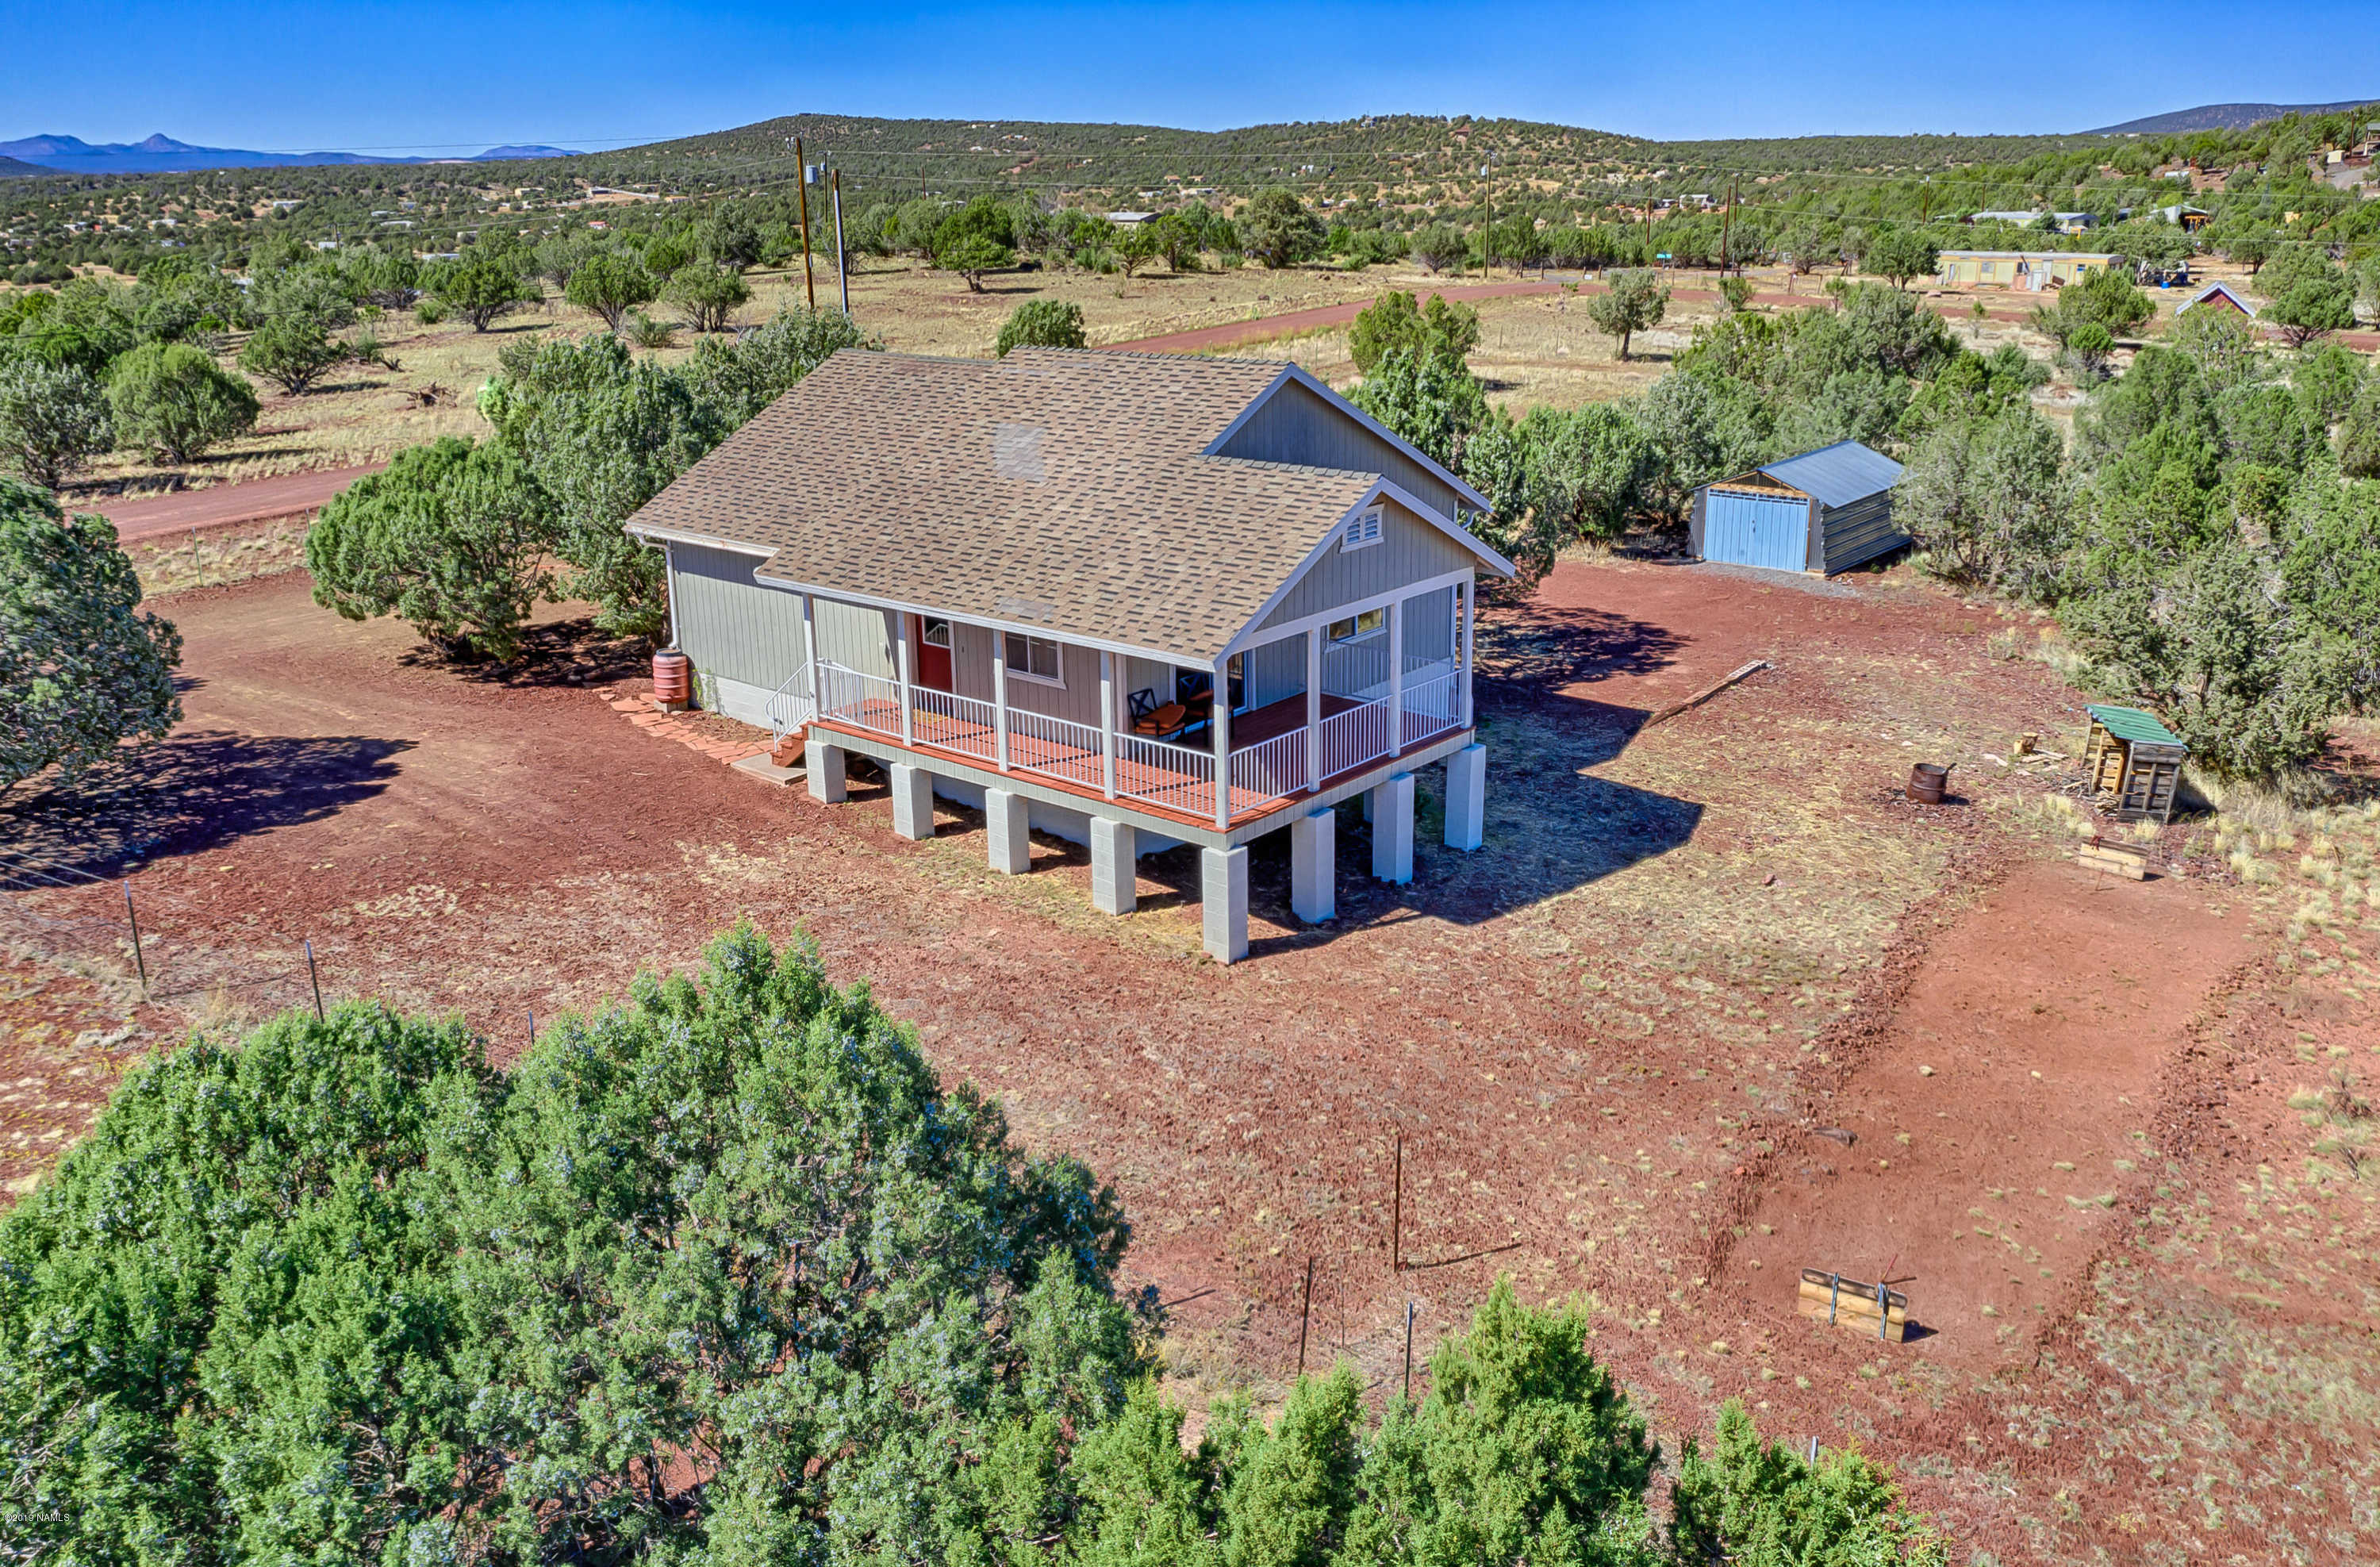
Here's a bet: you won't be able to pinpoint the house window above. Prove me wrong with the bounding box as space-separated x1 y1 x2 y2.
921 617 953 649
1328 608 1386 643
1342 507 1384 551
1004 632 1063 686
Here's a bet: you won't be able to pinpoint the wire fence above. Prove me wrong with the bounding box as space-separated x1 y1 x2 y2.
0 850 323 1017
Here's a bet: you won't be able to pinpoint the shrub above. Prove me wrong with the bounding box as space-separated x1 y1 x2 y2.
1671 1400 1948 1567
996 298 1088 356
305 436 559 662
0 357 112 489
428 252 537 331
1585 270 1671 360
562 248 659 331
662 262 750 332
1237 187 1326 270
1349 290 1480 375
0 926 1137 1564
624 309 677 348
103 340 259 463
238 312 350 395
413 296 448 325
0 479 182 801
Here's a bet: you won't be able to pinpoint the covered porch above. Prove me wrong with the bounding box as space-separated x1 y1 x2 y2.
764 575 1475 835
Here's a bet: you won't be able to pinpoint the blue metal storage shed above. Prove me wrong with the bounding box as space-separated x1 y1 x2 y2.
1689 440 1908 575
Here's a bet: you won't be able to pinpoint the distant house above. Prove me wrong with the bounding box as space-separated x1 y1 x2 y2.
1969 209 2098 234
1105 211 1156 227
624 348 1514 962
2153 203 2213 230
1936 251 2117 290
2175 282 2256 319
1690 441 1906 577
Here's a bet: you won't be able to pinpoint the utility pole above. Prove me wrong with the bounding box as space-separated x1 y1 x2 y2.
1719 176 1736 276
794 136 816 312
831 170 850 317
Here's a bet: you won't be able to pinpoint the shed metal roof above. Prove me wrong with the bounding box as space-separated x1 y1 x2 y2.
2086 705 2186 749
1755 441 1903 509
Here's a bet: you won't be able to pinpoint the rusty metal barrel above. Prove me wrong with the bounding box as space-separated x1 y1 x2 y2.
651 648 691 706
1906 762 1949 804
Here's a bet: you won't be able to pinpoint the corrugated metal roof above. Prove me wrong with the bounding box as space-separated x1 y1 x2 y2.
2086 705 2187 749
1757 441 1904 510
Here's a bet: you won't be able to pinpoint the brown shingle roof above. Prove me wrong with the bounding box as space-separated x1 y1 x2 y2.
626 347 1387 662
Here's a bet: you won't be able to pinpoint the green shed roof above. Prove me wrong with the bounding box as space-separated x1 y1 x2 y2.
2086 704 2186 750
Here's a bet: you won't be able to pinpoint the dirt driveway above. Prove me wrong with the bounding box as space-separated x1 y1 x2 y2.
4 557 2372 1565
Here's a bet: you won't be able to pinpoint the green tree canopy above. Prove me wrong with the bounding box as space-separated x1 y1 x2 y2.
305 436 559 662
1237 188 1326 270
1348 347 1491 471
996 298 1088 356
1671 1401 1948 1567
663 261 752 333
104 340 259 464
1860 229 1939 290
0 357 112 489
0 479 182 800
0 925 1140 1564
429 251 537 331
562 248 660 332
1349 290 1481 376
1584 270 1671 361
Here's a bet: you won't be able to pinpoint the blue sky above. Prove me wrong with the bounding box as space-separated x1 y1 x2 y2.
7 0 2375 149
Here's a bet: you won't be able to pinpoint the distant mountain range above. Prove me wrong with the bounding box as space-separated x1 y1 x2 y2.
0 133 580 175
2085 99 2377 135
0 155 51 179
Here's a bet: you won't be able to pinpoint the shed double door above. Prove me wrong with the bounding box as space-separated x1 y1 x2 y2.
1703 491 1809 573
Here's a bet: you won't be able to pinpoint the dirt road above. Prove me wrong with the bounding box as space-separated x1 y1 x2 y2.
92 462 382 541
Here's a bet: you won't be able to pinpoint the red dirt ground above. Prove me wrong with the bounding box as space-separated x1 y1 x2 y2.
90 462 386 541
3 557 2372 1565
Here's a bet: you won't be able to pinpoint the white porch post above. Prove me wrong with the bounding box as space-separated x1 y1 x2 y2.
893 614 915 746
1100 651 1118 800
1386 596 1404 758
1304 629 1322 789
1459 577 1475 728
800 592 819 718
1211 672 1232 831
992 628 1012 771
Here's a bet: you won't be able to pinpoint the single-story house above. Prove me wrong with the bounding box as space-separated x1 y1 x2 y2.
1936 251 2117 289
624 348 1516 962
2152 203 2213 231
1690 440 1907 577
2175 281 2256 318
1969 209 2098 233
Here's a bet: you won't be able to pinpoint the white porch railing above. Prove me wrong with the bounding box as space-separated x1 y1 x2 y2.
1114 733 1213 813
815 663 904 737
1321 697 1393 778
911 686 1000 764
1322 637 1392 702
1007 709 1106 791
1400 666 1462 749
1230 728 1310 806
765 664 816 743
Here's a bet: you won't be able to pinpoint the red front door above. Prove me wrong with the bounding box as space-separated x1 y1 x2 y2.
914 616 954 692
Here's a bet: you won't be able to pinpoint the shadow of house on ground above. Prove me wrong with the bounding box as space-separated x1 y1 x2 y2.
1240 604 1702 954
1 731 413 877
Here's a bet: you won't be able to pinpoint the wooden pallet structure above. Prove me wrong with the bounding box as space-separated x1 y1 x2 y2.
2076 835 2152 881
1796 1268 1911 1342
2082 704 2187 824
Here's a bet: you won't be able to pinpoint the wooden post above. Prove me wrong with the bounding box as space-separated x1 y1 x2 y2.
1296 1256 1316 1377
1212 675 1231 830
831 170 849 317
1100 651 1117 799
1305 629 1322 789
304 939 324 1021
895 614 916 747
122 881 148 998
794 136 816 312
